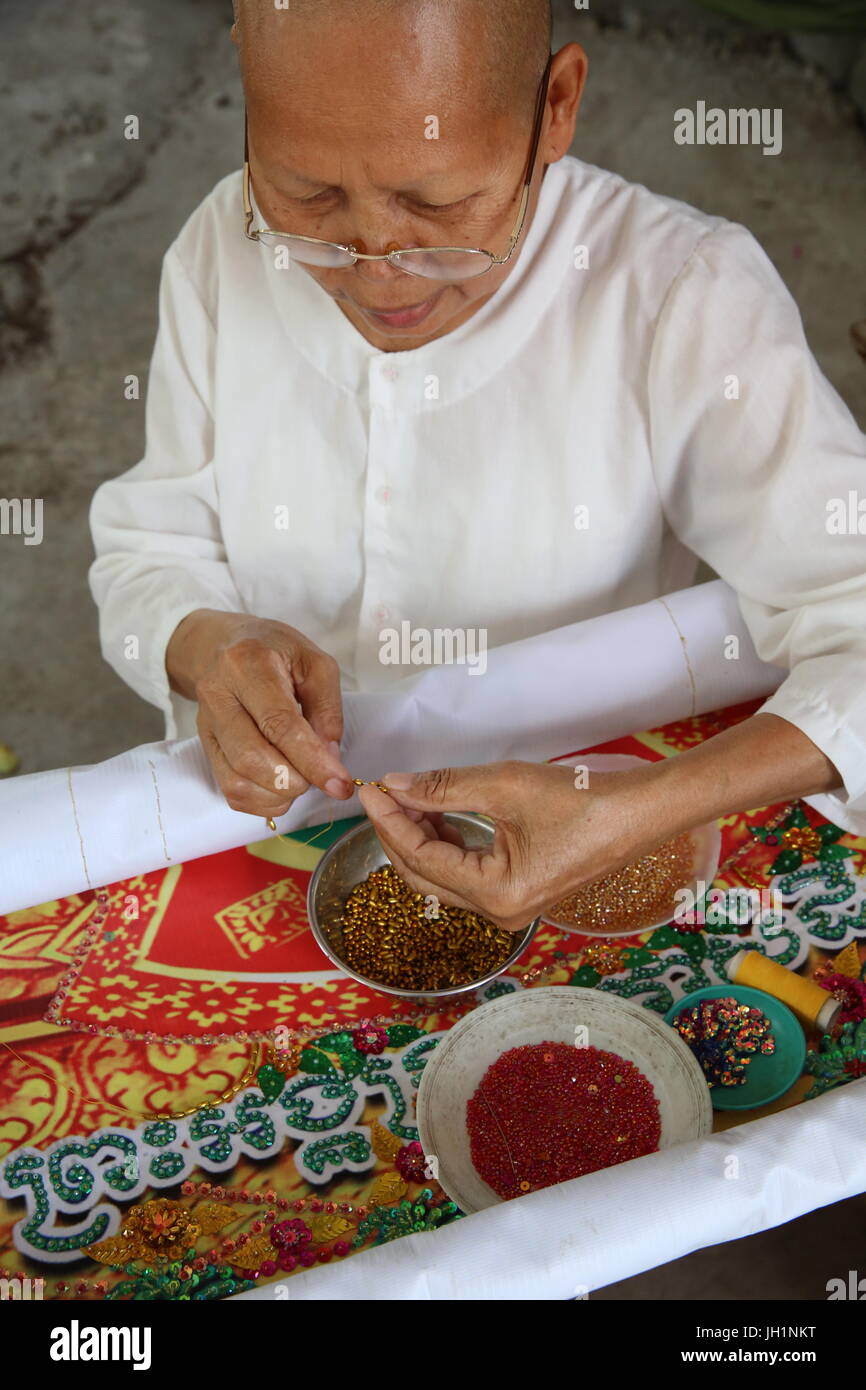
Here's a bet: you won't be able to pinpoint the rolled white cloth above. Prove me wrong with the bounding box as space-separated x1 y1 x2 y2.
231 1077 866 1301
0 579 785 915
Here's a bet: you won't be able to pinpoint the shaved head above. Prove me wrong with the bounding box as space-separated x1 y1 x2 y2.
230 0 583 354
233 0 552 119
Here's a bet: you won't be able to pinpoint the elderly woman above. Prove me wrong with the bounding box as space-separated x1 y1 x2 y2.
90 0 866 933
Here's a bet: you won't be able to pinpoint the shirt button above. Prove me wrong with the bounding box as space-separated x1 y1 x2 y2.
373 604 391 624
375 485 391 504
381 365 399 382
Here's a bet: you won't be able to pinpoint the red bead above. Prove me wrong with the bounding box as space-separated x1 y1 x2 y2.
300 1250 316 1267
467 1041 660 1201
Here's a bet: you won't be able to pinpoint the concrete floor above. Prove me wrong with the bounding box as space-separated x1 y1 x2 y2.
1 0 865 1299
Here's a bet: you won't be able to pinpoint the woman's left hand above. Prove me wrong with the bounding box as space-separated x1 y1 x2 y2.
356 759 676 933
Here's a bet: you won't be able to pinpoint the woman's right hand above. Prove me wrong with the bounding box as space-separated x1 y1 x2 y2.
166 608 354 818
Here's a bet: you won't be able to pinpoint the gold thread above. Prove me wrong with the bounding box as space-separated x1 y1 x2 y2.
658 597 697 717
66 767 93 892
148 760 171 862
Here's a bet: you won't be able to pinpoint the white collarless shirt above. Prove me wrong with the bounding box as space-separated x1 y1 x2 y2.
89 155 866 820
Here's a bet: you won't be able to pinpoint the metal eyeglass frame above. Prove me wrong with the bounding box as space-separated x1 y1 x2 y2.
242 52 553 278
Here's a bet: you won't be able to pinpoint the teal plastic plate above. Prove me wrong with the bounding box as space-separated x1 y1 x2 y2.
664 985 806 1111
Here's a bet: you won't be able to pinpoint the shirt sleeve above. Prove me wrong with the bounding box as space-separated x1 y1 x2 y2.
89 243 245 741
647 220 866 835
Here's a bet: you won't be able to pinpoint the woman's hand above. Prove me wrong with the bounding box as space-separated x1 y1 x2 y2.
166 608 354 818
357 759 674 933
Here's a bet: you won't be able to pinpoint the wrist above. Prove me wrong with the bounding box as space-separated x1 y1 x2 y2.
588 760 687 858
165 608 240 701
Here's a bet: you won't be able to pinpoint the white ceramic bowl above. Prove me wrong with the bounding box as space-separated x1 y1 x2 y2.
416 985 712 1213
541 754 721 937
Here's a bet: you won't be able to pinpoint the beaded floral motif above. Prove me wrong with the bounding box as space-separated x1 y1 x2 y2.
0 1032 445 1263
803 1021 866 1098
595 861 866 1016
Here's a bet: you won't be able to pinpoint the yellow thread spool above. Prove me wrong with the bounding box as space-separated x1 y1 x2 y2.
726 950 841 1032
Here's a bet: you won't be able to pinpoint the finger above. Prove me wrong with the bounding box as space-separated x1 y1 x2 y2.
239 666 352 799
204 696 310 802
380 839 528 933
203 729 298 817
376 836 480 915
293 647 345 748
382 763 519 817
358 785 495 903
422 812 466 848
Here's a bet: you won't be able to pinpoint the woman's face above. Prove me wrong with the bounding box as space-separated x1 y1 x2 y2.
238 11 584 351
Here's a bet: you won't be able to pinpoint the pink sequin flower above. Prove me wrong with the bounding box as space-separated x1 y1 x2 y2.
822 974 866 1026
352 1025 388 1055
269 1219 312 1250
395 1140 428 1183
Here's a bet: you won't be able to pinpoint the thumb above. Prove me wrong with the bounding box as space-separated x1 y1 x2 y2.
382 764 501 813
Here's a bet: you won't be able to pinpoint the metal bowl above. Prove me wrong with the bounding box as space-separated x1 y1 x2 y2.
306 813 537 1002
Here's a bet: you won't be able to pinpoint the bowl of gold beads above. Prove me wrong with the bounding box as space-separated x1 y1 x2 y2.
664 985 806 1110
306 813 537 1000
541 754 721 938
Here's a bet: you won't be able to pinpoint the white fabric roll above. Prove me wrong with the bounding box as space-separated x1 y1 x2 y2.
232 1078 866 1301
0 579 784 915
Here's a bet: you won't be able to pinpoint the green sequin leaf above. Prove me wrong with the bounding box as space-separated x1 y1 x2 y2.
255 1063 286 1103
680 935 706 966
621 946 654 967
570 965 600 987
298 1047 337 1077
771 849 802 873
648 925 680 950
339 1050 366 1080
386 1024 425 1047
816 822 844 844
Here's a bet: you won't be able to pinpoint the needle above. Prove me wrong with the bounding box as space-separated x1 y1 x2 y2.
264 778 391 835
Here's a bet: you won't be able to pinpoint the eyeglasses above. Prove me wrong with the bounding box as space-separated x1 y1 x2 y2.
242 54 553 282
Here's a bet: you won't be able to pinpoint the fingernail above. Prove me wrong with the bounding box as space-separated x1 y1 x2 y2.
328 740 342 758
325 778 351 798
403 808 425 822
383 773 414 789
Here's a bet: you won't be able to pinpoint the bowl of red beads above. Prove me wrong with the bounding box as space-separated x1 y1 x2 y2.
416 985 712 1213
